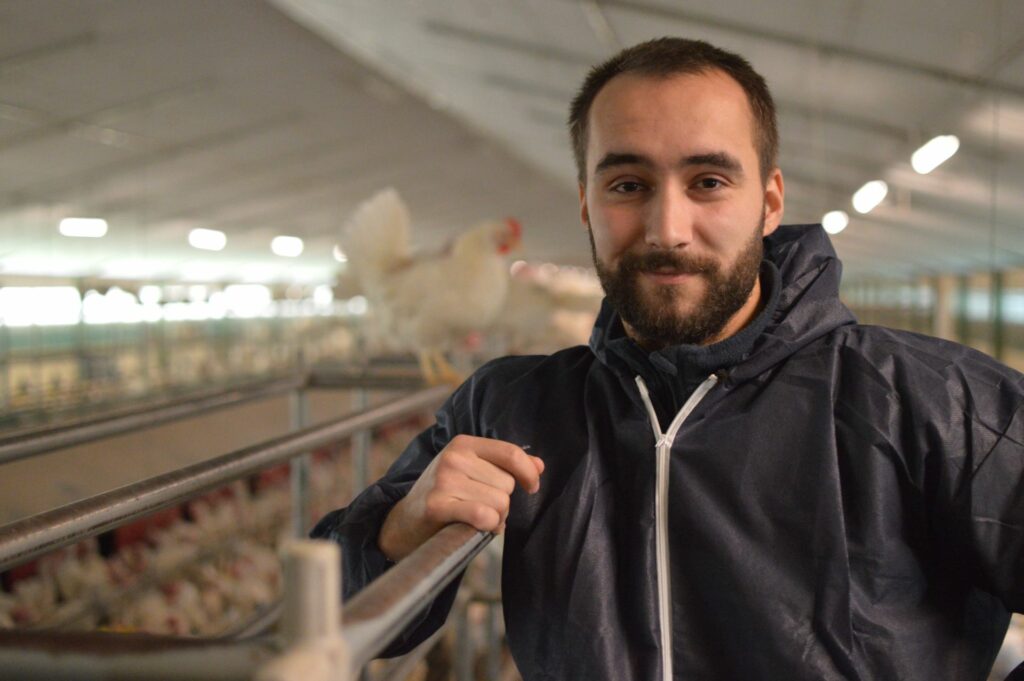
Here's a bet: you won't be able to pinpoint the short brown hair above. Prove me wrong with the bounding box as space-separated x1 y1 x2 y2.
568 37 778 184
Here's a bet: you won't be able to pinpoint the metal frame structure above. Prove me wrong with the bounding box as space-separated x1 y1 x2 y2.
0 364 503 680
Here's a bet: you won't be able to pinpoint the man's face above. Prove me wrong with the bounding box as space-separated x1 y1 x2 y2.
579 70 784 348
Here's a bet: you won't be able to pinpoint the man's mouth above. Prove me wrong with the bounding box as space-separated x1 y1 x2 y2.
641 269 697 284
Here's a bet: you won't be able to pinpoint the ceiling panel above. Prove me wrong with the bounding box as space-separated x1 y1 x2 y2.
1 0 1022 288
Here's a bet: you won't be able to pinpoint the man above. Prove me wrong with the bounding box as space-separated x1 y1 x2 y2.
313 38 1024 680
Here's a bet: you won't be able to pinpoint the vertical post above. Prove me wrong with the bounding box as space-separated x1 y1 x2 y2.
484 547 501 681
993 270 1005 361
290 388 311 537
257 540 349 681
0 323 9 412
956 274 970 346
280 541 340 644
933 275 955 341
352 388 371 499
454 595 474 681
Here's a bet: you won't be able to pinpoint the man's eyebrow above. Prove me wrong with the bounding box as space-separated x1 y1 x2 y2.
682 152 744 175
593 151 744 175
594 152 649 174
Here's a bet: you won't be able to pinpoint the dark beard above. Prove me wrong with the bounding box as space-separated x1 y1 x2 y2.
589 217 764 348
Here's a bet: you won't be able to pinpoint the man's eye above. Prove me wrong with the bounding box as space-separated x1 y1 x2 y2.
695 178 723 190
613 181 644 193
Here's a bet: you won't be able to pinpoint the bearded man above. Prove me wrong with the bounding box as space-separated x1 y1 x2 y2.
314 38 1024 681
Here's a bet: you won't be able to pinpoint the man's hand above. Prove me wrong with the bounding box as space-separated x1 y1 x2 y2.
377 435 545 561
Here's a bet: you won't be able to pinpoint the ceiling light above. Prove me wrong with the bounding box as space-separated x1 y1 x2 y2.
852 180 888 214
822 210 849 235
188 228 227 251
272 235 304 258
59 217 108 238
911 135 960 174
138 285 162 305
332 245 348 263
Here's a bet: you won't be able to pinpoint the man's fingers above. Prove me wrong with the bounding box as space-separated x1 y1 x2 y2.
438 497 503 532
444 478 512 519
444 450 517 495
454 436 542 493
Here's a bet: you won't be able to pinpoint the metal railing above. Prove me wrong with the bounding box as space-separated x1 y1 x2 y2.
0 373 306 466
0 527 491 680
0 363 427 467
0 382 449 572
0 363 507 680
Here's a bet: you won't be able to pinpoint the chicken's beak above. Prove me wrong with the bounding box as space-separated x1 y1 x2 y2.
498 217 522 254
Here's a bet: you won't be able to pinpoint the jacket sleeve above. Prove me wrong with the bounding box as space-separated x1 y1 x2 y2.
918 345 1024 613
955 364 1024 612
309 396 466 657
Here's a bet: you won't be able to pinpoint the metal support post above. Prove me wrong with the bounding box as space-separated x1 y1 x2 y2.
484 545 502 681
956 274 970 345
993 270 1005 361
454 594 474 681
290 388 311 537
352 388 371 498
257 540 349 681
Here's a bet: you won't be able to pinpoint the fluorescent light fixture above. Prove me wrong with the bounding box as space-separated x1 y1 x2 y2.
822 210 849 235
188 228 227 251
347 295 368 316
138 285 162 305
852 180 888 214
223 284 273 318
911 135 959 174
59 217 108 238
0 287 82 327
332 244 348 263
179 262 225 282
271 235 304 257
241 265 280 283
188 285 208 302
313 284 334 307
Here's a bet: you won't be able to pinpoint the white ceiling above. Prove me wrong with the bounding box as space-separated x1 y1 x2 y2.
1 0 1023 286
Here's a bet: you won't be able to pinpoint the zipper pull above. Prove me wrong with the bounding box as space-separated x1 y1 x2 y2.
656 434 673 449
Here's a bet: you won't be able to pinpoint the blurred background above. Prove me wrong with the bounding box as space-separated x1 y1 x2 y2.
1 1 1023 678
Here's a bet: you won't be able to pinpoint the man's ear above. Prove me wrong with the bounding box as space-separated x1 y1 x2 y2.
762 168 785 236
578 182 589 228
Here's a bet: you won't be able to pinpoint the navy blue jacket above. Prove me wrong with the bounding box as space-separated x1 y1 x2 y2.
313 225 1024 680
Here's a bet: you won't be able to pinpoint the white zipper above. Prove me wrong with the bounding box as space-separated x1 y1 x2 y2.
635 374 718 681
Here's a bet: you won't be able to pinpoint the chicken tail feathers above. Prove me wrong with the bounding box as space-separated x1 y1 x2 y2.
341 188 412 288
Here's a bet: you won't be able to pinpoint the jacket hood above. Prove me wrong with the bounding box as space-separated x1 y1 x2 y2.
589 224 857 385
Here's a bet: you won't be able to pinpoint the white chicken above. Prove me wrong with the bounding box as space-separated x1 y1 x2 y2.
340 188 521 384
491 262 604 355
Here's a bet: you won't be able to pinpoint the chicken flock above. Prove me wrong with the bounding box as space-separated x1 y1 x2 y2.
338 188 602 384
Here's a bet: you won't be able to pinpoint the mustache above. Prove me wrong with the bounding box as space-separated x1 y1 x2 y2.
618 249 718 276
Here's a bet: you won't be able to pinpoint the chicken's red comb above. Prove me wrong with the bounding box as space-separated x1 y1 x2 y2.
505 217 522 239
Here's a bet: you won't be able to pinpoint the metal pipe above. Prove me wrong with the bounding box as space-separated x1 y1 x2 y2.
305 365 425 391
289 388 311 538
484 546 502 680
0 630 277 681
0 523 486 681
342 523 492 670
0 385 451 572
351 388 371 499
369 624 448 681
454 595 474 681
0 374 307 466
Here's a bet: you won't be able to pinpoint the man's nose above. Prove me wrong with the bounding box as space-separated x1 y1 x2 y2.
644 184 693 249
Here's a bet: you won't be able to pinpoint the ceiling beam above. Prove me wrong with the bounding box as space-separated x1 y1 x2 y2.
593 0 1024 100
0 79 217 153
0 114 300 209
